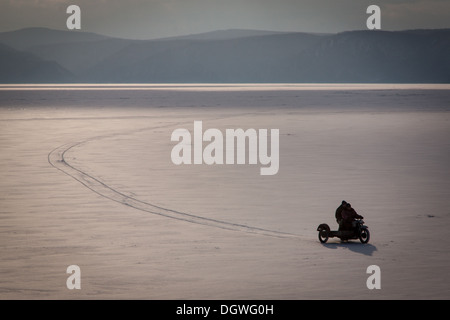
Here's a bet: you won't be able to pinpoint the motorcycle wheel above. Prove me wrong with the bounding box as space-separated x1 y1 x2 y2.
359 228 370 244
318 229 329 243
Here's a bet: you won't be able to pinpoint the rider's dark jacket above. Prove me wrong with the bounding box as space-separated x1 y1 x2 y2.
335 204 345 224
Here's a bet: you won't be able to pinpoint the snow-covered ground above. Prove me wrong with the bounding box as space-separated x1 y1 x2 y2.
1 85 449 299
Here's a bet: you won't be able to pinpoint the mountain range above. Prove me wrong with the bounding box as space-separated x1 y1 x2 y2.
1 27 449 83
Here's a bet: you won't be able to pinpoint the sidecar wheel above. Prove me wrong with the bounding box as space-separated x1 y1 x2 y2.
359 229 370 244
318 229 329 243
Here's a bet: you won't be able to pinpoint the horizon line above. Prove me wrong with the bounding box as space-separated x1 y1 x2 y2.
1 83 450 91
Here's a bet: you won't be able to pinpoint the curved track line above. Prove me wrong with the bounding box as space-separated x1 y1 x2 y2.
48 121 300 239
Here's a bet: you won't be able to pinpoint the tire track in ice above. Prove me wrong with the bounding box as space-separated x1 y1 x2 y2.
48 119 301 239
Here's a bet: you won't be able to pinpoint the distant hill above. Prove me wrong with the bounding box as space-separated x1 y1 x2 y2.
0 43 73 83
291 29 450 83
0 27 449 83
27 38 135 77
85 32 324 83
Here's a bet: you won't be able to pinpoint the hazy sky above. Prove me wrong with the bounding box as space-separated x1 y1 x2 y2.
1 0 449 39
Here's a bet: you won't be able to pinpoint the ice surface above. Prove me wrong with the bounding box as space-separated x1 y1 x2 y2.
1 85 449 299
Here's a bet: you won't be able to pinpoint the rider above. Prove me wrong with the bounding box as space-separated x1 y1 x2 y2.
340 202 364 231
335 200 347 228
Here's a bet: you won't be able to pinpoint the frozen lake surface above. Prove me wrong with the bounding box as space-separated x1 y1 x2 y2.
1 84 449 299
